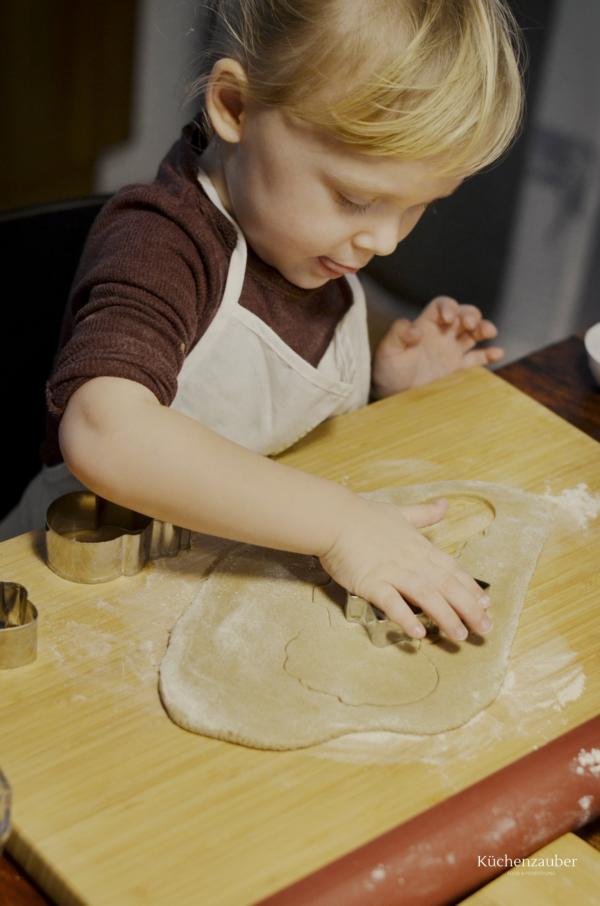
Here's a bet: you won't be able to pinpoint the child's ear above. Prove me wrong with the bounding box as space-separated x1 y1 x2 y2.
205 58 249 143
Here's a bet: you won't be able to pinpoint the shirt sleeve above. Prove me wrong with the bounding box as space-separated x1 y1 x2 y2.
45 183 225 419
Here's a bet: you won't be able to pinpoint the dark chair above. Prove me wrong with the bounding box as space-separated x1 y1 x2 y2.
0 195 110 520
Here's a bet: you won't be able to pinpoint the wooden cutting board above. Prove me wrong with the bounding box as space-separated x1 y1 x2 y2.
1 367 599 906
459 833 600 905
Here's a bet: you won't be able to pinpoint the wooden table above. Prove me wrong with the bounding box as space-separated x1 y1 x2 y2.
498 334 599 441
1 334 598 905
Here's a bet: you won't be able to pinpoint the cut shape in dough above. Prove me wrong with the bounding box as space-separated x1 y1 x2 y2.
284 612 439 707
159 481 551 749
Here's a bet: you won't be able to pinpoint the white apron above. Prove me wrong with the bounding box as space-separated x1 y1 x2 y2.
171 169 371 454
0 168 371 540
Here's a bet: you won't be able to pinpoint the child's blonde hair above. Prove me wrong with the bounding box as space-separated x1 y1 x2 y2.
190 0 525 177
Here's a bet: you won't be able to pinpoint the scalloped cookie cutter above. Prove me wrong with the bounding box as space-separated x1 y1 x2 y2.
0 582 38 668
345 578 490 647
46 492 191 583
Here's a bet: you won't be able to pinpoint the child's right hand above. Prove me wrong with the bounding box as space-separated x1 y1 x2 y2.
319 495 492 641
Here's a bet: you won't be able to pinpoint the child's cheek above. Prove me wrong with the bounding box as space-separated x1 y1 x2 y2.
257 202 328 253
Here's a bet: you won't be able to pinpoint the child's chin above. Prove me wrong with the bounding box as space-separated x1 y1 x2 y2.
282 267 330 290
292 276 330 289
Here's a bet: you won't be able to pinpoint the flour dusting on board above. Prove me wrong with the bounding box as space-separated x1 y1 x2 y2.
42 535 233 709
313 636 586 766
540 482 600 530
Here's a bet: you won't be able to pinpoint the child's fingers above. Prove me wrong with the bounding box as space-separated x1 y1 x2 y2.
457 304 484 331
463 346 505 367
477 319 499 339
457 331 478 352
457 321 501 352
423 295 460 325
427 546 491 606
464 318 498 342
380 571 486 641
367 584 427 639
403 326 422 347
389 318 421 347
436 573 493 635
399 498 448 528
403 588 468 641
457 309 503 347
423 300 498 339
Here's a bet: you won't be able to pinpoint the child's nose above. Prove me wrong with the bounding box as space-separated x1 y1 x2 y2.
353 219 400 257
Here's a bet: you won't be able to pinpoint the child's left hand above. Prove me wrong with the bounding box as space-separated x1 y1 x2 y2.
371 296 504 398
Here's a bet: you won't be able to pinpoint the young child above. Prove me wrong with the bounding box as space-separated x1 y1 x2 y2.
1 0 523 643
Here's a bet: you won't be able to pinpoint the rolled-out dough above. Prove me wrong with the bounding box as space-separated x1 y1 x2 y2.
159 481 551 749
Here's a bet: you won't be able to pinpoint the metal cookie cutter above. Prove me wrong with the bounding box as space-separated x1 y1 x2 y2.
46 492 191 583
345 578 490 648
0 582 38 668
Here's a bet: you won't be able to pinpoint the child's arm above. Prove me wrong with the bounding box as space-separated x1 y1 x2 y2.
60 376 492 642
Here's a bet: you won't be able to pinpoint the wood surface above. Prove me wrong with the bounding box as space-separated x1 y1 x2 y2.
2 333 595 906
1 365 599 906
498 334 600 441
0 853 49 906
459 833 600 905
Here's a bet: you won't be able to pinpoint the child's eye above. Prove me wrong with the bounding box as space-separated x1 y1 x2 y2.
336 193 373 214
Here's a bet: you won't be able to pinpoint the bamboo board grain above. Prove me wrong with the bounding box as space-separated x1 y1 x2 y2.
0 367 599 906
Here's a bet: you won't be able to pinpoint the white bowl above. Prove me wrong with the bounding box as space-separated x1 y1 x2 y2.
584 322 600 385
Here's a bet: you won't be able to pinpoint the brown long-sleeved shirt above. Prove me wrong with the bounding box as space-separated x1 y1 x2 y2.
42 119 352 465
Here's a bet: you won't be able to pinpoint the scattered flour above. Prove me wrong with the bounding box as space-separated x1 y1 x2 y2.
92 597 117 612
312 636 586 766
39 537 231 708
556 672 586 706
578 795 594 823
63 621 114 659
541 483 600 530
574 748 600 777
363 863 387 892
483 814 517 845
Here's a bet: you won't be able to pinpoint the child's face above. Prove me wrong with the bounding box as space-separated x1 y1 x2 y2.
214 106 462 289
